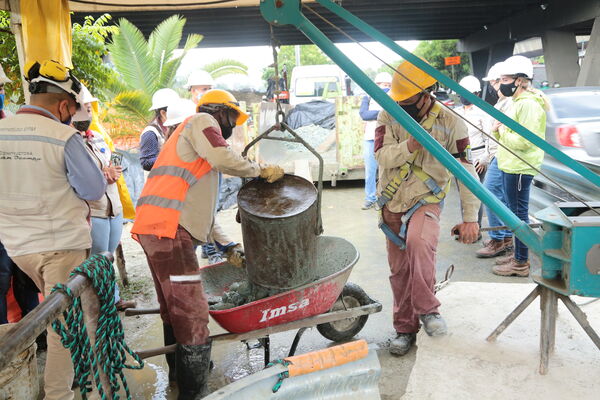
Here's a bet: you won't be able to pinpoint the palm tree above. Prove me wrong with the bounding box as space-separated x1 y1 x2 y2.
107 15 202 123
202 59 248 79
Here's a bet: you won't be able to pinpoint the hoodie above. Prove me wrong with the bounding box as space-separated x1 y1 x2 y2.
496 89 547 176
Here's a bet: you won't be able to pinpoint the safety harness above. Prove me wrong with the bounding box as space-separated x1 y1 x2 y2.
376 103 454 249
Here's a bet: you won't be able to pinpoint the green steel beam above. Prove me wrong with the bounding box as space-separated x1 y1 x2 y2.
314 0 600 189
259 0 542 253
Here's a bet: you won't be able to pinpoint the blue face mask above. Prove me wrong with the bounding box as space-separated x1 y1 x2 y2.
0 94 5 110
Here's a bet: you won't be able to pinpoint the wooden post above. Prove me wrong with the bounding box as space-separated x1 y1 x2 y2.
539 287 557 375
8 0 29 104
486 286 540 342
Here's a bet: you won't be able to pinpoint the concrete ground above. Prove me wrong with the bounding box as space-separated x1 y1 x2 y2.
112 181 545 400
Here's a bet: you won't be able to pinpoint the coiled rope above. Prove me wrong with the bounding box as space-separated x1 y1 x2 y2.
51 254 144 399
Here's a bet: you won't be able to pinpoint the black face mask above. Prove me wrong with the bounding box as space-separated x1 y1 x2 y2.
486 84 499 104
499 81 517 97
399 93 424 120
220 125 233 140
459 95 473 106
73 120 91 132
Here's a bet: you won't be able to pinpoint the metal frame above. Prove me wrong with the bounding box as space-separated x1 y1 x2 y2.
128 301 382 365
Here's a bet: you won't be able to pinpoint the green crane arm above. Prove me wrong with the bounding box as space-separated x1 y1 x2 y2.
260 0 543 253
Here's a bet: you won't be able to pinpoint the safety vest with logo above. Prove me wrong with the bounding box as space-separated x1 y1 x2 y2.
0 111 92 257
376 102 453 249
131 118 213 239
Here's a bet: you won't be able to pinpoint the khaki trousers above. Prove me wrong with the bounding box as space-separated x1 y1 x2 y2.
13 250 87 400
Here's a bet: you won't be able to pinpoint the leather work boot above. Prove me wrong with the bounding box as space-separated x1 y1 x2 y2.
495 253 515 265
492 259 530 277
163 324 177 385
389 333 416 356
476 238 510 258
176 341 212 399
419 313 448 336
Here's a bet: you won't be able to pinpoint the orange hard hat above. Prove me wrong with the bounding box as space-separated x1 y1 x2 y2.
197 89 249 126
390 59 437 102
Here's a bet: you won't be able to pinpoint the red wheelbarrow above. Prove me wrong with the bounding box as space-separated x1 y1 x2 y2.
128 236 381 365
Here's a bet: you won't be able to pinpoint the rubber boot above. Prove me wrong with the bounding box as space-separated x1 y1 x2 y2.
176 341 212 400
163 324 177 384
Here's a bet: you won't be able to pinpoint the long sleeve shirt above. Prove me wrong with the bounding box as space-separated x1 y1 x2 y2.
375 105 480 223
139 121 165 171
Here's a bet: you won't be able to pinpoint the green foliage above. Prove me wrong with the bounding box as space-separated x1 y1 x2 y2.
107 15 202 123
1 11 24 106
202 59 248 79
262 44 333 84
71 14 119 102
0 12 117 105
413 40 471 84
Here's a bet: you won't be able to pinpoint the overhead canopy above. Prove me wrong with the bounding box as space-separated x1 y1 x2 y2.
3 0 595 48
64 0 545 48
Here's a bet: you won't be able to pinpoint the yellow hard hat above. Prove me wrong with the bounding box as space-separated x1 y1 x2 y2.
197 89 249 126
390 59 437 102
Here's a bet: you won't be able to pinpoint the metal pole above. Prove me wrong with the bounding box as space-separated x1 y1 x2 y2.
0 253 114 374
260 3 542 254
312 0 600 188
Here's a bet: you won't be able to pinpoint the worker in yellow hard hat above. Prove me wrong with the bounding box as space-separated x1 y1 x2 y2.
131 88 283 397
374 59 480 356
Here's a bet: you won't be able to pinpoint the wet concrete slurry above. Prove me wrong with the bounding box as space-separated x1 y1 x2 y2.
113 181 532 400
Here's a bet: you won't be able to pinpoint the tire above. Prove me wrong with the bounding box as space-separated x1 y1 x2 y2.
317 282 373 342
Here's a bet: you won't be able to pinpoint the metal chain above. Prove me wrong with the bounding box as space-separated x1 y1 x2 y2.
51 254 144 400
270 24 286 126
302 3 600 216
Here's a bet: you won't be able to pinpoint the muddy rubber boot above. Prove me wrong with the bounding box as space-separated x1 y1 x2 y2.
163 324 177 384
176 341 212 400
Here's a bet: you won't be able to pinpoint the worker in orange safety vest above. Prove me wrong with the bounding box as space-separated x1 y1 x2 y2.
131 89 283 398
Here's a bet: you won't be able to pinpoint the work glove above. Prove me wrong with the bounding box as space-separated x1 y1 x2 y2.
259 165 285 183
225 244 245 268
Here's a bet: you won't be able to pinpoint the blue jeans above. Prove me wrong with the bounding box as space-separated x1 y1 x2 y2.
484 158 512 241
502 172 533 263
0 242 39 324
364 139 378 203
91 214 123 301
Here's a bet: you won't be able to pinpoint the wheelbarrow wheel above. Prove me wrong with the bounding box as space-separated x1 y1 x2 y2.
317 282 371 342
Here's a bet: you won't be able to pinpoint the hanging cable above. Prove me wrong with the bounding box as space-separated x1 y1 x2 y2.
302 4 600 216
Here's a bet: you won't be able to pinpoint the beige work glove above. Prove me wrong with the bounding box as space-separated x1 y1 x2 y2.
226 244 245 268
259 165 285 183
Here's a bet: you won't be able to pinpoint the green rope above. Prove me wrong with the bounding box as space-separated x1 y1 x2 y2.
266 359 292 393
51 254 144 400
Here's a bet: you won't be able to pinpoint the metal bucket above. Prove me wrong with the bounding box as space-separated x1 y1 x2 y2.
238 174 319 290
0 324 39 399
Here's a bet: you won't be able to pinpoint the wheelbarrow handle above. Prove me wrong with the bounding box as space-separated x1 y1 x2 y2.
242 122 324 235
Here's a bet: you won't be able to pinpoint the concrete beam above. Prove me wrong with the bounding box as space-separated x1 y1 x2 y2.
577 16 600 86
542 30 580 87
458 0 600 53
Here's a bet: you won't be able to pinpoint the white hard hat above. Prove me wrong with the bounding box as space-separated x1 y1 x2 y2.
482 62 505 82
164 99 197 127
149 88 179 111
459 75 481 93
374 71 392 84
499 56 534 79
30 75 85 108
184 70 215 89
80 85 98 104
0 64 11 85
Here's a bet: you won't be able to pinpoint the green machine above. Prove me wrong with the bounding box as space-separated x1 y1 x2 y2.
259 0 600 374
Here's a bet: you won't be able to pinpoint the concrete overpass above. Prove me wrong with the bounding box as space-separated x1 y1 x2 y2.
4 0 599 86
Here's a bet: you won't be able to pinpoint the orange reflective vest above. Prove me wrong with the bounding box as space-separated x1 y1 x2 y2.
131 118 212 239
